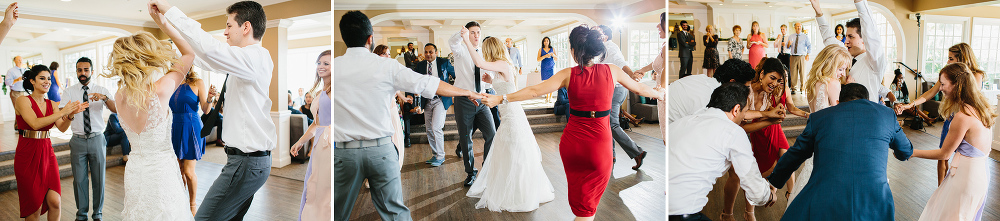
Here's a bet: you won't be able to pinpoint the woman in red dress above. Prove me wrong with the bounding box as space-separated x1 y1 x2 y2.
13 65 86 221
720 58 809 221
481 25 664 220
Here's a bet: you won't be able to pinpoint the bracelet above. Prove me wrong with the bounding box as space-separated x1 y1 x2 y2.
502 94 508 104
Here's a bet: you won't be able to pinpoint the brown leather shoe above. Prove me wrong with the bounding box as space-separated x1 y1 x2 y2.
631 151 648 170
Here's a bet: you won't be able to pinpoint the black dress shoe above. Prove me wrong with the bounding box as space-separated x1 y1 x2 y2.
632 151 648 170
464 174 477 186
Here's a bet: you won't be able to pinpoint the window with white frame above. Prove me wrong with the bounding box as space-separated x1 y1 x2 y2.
629 28 663 80
923 21 964 80
972 23 1000 89
514 39 526 70
551 32 571 70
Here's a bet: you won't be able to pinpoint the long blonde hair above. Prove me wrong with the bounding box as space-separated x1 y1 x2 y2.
102 31 180 111
948 43 985 83
480 37 514 79
805 44 852 103
938 63 996 128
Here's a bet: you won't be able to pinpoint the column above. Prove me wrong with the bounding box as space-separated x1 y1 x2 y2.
263 18 293 168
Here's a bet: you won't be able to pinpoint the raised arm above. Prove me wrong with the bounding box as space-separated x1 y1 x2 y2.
150 2 194 97
196 79 213 113
856 0 885 72
0 3 18 46
158 4 255 81
460 27 512 79
810 0 844 46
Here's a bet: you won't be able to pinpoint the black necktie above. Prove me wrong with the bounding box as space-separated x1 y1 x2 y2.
82 85 91 135
852 58 858 66
474 66 481 93
214 76 228 117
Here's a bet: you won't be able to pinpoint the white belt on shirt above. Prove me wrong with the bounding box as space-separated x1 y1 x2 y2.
336 136 392 149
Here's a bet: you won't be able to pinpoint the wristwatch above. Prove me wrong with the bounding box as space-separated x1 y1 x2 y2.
502 94 508 104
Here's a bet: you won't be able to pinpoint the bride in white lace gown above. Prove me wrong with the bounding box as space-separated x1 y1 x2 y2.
458 29 554 212
105 5 197 219
789 44 850 206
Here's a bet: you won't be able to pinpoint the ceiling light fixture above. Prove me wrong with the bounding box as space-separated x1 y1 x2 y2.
612 17 625 28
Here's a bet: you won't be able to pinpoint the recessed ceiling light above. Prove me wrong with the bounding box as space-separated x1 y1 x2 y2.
61 0 71 2
769 6 773 7
718 3 722 5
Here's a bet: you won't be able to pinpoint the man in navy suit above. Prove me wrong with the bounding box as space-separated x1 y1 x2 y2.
415 43 455 166
767 83 912 220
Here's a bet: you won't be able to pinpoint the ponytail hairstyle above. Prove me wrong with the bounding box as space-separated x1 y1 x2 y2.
22 65 51 94
568 24 606 68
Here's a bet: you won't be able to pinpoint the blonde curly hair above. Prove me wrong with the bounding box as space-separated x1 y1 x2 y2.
101 31 180 111
805 44 852 105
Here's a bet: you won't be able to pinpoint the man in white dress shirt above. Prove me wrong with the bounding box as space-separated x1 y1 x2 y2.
150 1 277 220
335 11 485 221
62 57 116 221
669 83 777 220
811 0 895 103
449 21 497 186
594 25 648 169
5 55 26 114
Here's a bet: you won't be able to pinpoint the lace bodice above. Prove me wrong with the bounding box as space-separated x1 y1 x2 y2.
809 82 831 112
122 95 175 158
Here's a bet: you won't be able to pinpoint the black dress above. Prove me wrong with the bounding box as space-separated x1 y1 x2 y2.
702 34 720 69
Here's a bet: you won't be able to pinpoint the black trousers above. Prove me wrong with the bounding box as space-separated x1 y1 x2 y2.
669 212 712 221
679 56 693 78
402 113 413 146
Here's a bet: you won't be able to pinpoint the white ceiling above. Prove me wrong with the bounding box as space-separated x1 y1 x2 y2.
18 0 292 27
0 1 328 53
335 0 643 9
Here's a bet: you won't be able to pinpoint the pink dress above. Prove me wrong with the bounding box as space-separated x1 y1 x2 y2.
748 33 766 68
917 116 989 221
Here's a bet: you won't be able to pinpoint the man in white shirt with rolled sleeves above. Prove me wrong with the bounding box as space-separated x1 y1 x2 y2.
5 55 26 115
335 11 485 221
669 83 777 220
150 0 277 220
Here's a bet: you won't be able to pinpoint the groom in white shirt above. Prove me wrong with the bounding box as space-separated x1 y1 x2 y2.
811 0 895 103
149 1 277 220
449 21 497 186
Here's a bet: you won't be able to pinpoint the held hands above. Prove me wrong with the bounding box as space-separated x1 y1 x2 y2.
765 185 778 207
894 103 910 115
481 93 503 108
2 2 18 27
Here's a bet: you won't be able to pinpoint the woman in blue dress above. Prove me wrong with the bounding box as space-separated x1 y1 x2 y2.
169 70 214 215
46 62 61 106
537 36 557 102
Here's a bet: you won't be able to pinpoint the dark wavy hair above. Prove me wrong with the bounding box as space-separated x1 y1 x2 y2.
22 65 51 94
568 25 605 67
541 36 552 50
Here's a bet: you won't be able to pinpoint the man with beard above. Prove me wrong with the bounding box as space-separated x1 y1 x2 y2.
61 57 118 221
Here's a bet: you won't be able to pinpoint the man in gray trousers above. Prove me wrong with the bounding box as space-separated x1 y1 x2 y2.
449 21 497 186
335 11 485 221
596 25 648 169
63 57 116 221
150 0 277 220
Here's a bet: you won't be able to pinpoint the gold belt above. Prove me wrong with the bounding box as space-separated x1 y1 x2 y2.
19 130 49 139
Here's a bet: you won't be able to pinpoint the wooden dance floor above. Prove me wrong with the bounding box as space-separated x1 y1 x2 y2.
346 128 667 220
698 124 1000 221
0 161 303 220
